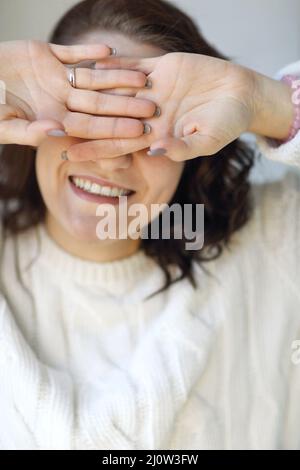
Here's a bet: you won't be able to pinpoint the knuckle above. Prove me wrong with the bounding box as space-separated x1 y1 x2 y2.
84 115 95 138
66 90 76 110
109 69 119 82
123 96 131 114
110 118 119 138
88 69 98 89
95 92 105 112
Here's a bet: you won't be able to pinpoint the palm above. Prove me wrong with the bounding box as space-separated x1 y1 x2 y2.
2 41 70 122
0 40 154 145
135 52 255 157
77 51 256 162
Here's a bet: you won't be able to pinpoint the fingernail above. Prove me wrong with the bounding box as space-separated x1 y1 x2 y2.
61 150 69 161
47 129 67 137
145 78 152 89
110 47 117 56
147 148 167 156
143 123 152 134
153 105 161 117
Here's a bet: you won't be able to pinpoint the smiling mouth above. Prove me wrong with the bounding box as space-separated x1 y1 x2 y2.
68 176 135 198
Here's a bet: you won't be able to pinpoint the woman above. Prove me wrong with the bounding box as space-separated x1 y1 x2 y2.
0 0 299 450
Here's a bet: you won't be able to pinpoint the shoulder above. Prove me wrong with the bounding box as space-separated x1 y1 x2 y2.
250 168 300 248
191 168 300 289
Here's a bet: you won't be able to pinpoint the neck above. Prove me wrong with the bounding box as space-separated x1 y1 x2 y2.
45 212 141 263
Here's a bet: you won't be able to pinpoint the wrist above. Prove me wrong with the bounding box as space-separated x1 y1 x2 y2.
248 71 294 140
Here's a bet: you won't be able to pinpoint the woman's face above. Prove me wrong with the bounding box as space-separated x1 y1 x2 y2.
36 31 184 249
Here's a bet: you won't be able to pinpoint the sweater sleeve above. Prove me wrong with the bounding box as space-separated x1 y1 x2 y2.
255 59 300 167
246 61 300 288
248 61 300 289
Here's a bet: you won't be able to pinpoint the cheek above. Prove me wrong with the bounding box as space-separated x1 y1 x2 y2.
36 150 58 202
141 158 184 203
135 159 184 231
35 139 69 211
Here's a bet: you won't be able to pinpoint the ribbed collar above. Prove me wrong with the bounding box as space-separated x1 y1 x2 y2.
36 223 157 285
9 223 166 301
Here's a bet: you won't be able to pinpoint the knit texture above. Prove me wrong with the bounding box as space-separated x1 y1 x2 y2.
1 62 300 450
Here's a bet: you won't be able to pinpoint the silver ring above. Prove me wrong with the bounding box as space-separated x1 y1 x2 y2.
67 67 76 88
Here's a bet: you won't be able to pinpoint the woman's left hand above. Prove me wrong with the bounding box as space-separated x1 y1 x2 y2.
67 52 294 162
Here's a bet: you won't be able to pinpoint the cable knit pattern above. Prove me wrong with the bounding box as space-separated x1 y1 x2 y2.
1 61 300 450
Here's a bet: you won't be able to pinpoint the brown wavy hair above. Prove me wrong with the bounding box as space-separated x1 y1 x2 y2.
0 0 255 297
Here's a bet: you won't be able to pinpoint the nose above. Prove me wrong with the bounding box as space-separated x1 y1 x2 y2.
92 154 133 171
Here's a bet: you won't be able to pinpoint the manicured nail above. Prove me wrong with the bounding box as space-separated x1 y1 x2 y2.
147 148 167 156
143 123 152 134
47 129 67 137
153 106 161 117
145 78 152 89
61 150 69 161
110 47 117 56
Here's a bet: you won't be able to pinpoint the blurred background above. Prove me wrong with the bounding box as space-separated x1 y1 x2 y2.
0 0 299 182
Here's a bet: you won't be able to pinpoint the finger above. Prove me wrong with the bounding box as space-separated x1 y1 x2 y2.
0 106 65 146
74 68 148 90
63 111 147 139
66 89 156 118
66 136 150 161
94 56 158 75
147 132 226 161
49 43 116 64
90 155 132 170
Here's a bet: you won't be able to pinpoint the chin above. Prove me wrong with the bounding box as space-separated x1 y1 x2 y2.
63 215 103 243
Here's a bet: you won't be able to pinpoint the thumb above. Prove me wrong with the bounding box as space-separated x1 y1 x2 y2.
147 131 225 161
0 104 66 146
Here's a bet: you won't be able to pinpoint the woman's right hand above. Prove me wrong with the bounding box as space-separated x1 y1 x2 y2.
0 40 156 146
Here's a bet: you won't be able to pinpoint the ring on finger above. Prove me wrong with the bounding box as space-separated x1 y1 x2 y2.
67 67 77 88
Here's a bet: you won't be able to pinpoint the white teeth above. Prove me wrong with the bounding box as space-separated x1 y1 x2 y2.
71 177 132 197
101 186 112 196
111 188 119 197
91 183 100 193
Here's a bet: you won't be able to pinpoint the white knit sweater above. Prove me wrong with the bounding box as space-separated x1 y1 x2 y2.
1 62 300 450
